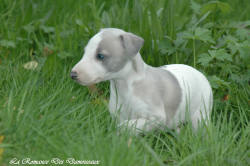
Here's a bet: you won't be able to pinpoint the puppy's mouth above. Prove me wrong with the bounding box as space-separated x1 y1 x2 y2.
75 78 102 86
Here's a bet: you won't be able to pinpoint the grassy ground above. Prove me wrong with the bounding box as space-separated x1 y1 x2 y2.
0 0 249 165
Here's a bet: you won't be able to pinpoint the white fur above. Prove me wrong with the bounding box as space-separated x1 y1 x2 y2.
162 64 213 129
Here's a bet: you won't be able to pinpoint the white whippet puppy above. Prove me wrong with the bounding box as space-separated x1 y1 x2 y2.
71 28 213 132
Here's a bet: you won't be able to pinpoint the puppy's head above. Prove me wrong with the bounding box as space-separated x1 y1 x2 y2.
71 28 144 85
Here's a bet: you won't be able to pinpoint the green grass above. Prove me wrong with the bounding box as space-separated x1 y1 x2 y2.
0 0 249 165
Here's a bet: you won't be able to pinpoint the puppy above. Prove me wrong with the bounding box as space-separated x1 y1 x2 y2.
71 28 213 133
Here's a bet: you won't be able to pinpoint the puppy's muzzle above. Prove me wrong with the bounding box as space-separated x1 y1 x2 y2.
70 71 78 80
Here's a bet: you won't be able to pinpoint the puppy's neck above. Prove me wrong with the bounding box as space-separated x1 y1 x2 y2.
110 53 147 89
131 53 145 74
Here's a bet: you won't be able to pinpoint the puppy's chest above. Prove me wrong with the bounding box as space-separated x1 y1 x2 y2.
109 86 149 120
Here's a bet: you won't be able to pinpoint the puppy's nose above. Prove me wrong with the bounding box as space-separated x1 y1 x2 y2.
70 71 78 80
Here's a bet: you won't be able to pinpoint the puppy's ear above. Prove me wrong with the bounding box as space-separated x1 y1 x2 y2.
119 32 144 57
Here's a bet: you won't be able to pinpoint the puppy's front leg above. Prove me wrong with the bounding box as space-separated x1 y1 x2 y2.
119 119 159 134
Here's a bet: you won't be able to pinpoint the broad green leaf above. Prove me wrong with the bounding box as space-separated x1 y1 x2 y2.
225 38 250 59
207 75 230 89
230 72 249 84
224 35 239 54
182 28 214 44
216 52 232 62
194 27 215 43
201 1 232 15
174 35 186 48
190 0 201 14
229 20 250 28
217 62 240 76
238 41 250 59
159 39 176 55
0 40 16 48
241 20 250 27
217 2 232 14
194 11 211 28
224 35 238 43
182 31 194 40
203 22 214 29
236 28 250 40
197 53 213 66
227 43 238 55
208 49 232 61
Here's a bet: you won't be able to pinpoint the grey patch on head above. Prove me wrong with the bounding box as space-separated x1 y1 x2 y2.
97 31 128 72
95 29 144 73
132 67 182 122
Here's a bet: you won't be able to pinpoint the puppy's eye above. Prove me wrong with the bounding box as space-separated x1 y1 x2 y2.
96 53 105 60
